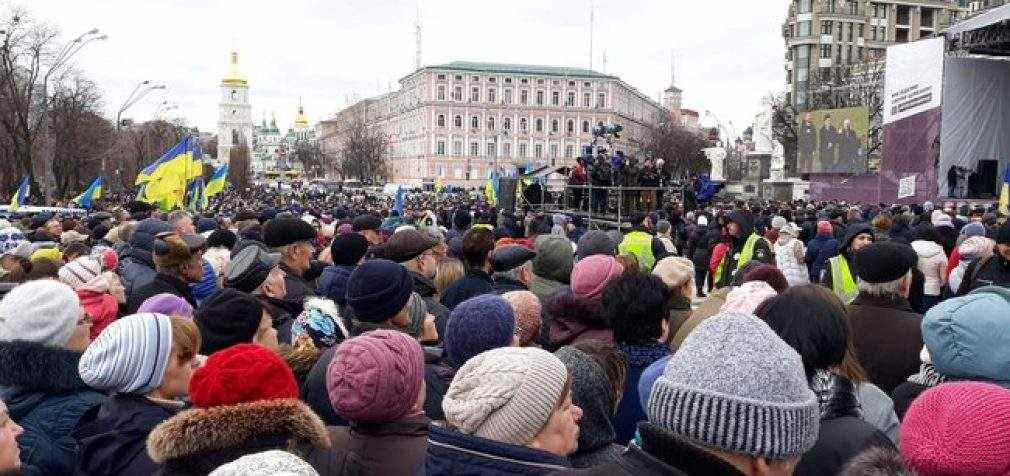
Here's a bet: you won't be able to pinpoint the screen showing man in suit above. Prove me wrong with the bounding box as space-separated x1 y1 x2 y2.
796 106 869 174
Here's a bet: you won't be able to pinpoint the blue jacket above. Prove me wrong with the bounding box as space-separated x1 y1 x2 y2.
0 341 106 476
806 233 840 282
73 393 180 476
188 259 218 306
316 264 355 306
613 343 670 445
426 424 570 475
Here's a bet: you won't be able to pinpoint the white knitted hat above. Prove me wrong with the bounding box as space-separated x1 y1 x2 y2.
0 280 81 347
209 450 319 476
59 256 103 290
79 313 173 394
442 346 568 445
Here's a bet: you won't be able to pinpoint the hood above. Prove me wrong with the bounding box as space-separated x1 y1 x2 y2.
316 264 354 304
544 289 613 347
130 218 173 252
727 210 754 240
923 286 1010 384
0 341 98 419
911 240 944 259
841 223 873 254
555 346 616 453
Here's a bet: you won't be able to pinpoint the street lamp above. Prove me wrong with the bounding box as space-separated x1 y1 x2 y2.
106 81 166 188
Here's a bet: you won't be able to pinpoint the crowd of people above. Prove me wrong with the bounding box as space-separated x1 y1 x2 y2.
0 189 1008 475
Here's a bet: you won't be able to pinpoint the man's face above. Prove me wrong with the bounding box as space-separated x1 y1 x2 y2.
45 220 62 237
175 217 196 236
851 233 874 253
416 249 438 279
182 251 205 283
999 244 1010 260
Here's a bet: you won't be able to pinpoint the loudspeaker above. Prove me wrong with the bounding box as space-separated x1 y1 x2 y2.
498 178 518 213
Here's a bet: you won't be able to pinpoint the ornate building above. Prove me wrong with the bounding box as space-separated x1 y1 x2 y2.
320 61 669 186
217 49 254 164
251 103 319 179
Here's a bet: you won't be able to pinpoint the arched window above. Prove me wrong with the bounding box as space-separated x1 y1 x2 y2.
487 117 495 131
437 114 445 127
582 120 590 133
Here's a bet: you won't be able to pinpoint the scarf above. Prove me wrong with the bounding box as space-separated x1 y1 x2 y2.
907 363 946 388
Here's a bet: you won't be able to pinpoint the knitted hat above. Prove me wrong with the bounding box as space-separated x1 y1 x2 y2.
931 209 953 228
209 450 319 476
958 235 994 260
571 255 624 302
138 293 195 319
30 247 62 263
195 289 265 355
652 256 694 289
262 217 317 248
502 290 542 347
443 347 569 445
0 280 81 347
78 313 172 394
817 220 833 235
329 232 369 266
922 286 1010 385
960 222 986 238
189 343 299 408
533 234 574 283
326 329 424 422
721 281 778 314
854 241 918 284
901 382 1010 475
444 294 516 367
58 256 104 290
648 312 819 459
576 230 615 260
556 346 616 453
60 230 89 247
742 264 789 293
292 297 349 348
345 259 413 323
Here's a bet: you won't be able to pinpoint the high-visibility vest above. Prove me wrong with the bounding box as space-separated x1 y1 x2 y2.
714 233 764 285
829 255 859 304
619 230 656 271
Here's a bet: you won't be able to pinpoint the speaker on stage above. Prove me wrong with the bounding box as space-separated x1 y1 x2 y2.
499 178 518 214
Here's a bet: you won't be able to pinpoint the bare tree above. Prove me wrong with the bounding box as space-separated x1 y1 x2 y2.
107 119 188 190
339 111 388 184
638 121 709 179
766 93 799 177
49 72 112 197
292 139 324 178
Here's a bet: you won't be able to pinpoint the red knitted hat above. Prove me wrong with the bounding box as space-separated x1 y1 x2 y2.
189 343 299 408
326 329 424 422
901 382 1010 475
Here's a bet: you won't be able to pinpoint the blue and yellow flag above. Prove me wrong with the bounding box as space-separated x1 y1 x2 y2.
205 164 229 197
187 176 207 212
136 136 204 211
10 174 29 212
434 175 444 195
1000 166 1010 216
73 177 103 209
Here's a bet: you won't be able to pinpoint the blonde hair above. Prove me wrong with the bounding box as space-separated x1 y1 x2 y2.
434 257 465 299
170 315 201 361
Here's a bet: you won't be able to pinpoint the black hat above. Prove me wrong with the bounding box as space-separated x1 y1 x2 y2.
345 259 413 323
330 233 370 266
196 289 265 355
352 214 381 232
226 246 281 293
262 217 317 248
853 241 918 284
234 210 260 222
86 212 113 230
998 222 1010 246
491 245 537 272
385 229 441 263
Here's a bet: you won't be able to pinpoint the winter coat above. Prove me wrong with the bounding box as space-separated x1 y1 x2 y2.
716 212 773 287
959 254 1010 294
557 422 745 476
259 296 296 345
670 286 730 349
689 226 714 270
423 357 455 423
528 274 568 304
73 393 182 476
279 262 315 316
855 381 900 443
491 276 527 294
425 424 570 475
542 289 613 352
302 415 429 476
125 273 196 315
613 343 671 445
409 270 451 338
0 341 106 476
440 269 494 310
187 260 218 306
147 399 330 476
847 293 923 394
774 236 810 287
316 265 355 306
77 289 119 339
301 347 348 427
911 240 947 296
805 233 839 282
117 248 156 302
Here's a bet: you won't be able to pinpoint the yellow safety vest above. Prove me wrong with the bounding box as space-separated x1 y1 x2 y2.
714 233 764 285
828 255 859 304
619 230 656 271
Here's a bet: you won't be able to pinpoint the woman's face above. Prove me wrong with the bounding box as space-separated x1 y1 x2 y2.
65 310 93 352
155 348 198 399
530 390 582 457
255 312 279 350
0 407 23 471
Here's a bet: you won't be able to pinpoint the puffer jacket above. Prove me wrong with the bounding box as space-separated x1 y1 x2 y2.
0 341 106 476
805 233 840 282
911 240 947 296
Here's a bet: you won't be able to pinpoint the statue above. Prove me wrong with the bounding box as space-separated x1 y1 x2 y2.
770 140 785 181
706 147 726 181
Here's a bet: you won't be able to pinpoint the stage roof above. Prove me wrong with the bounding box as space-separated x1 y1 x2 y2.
947 5 1010 56
947 5 1010 36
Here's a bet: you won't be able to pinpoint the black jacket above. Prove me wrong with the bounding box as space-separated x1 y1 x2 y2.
426 424 570 475
300 347 348 427
717 211 773 287
959 254 1010 295
279 262 315 315
125 273 195 315
492 276 529 294
410 270 451 338
439 268 494 310
847 293 923 394
73 394 182 476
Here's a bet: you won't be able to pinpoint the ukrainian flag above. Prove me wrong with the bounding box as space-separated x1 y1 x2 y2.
1000 166 1010 216
205 164 229 197
73 177 103 209
136 136 204 211
187 176 207 212
10 174 29 212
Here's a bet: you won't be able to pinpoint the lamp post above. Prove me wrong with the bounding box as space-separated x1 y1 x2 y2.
105 81 166 190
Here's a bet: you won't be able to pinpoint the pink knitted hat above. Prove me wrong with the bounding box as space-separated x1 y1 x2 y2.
721 281 778 314
571 255 625 302
901 382 1010 475
502 290 542 347
326 329 424 422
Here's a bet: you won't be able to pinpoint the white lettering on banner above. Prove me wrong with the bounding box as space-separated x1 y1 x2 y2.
898 175 917 199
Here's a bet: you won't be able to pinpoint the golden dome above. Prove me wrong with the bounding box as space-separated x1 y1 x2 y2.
222 50 247 87
293 99 309 129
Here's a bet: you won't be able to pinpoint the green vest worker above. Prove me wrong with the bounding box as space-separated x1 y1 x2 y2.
823 223 874 303
618 213 667 272
715 210 773 288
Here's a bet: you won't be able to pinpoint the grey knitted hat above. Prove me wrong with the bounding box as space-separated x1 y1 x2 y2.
79 313 173 394
443 346 569 445
647 312 819 459
576 230 616 260
0 280 81 347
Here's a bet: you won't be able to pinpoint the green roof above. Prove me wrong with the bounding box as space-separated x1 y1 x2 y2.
426 61 616 79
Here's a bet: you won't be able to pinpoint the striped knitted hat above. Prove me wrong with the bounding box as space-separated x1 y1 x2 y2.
58 256 103 290
78 313 173 394
647 312 819 459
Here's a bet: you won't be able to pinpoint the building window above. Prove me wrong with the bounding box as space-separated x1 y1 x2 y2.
486 142 496 157
566 92 575 107
488 77 496 83
520 118 528 132
566 119 574 134
488 88 496 103
505 77 512 84
521 78 529 84
454 167 463 179
487 117 495 131
596 93 606 108
437 114 445 127
503 117 512 130
536 90 544 105
437 74 446 80
471 116 479 129
453 86 462 101
551 91 560 106
551 119 559 133
471 87 479 102
565 145 574 158
550 144 558 158
453 141 462 155
520 90 529 105
583 92 591 107
582 120 590 133
797 20 811 36
503 143 512 157
797 0 811 13
437 86 445 101
821 20 832 35
535 118 543 132
504 89 513 104
454 115 462 128
537 78 545 84
535 144 543 158
470 142 479 156
820 44 832 58
519 143 528 157
436 141 445 155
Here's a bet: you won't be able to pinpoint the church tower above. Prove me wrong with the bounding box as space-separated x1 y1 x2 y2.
662 51 683 123
217 49 253 164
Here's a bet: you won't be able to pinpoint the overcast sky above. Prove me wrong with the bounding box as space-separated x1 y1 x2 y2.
25 0 787 138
